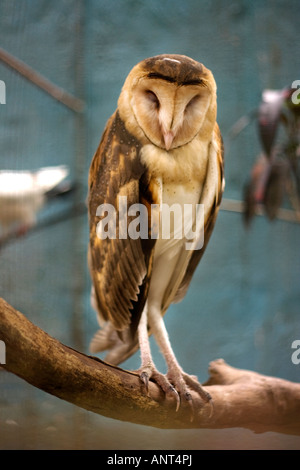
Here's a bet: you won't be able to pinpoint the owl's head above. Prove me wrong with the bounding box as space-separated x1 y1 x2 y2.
118 54 217 151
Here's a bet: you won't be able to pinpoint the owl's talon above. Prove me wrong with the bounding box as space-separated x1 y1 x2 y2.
169 387 180 412
182 372 212 404
138 365 211 416
139 371 149 393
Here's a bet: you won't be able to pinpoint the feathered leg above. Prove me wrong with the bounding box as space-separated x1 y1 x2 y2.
137 304 180 409
137 304 211 411
149 306 212 405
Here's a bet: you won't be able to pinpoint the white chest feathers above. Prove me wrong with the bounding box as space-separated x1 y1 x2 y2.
140 141 212 311
140 138 209 184
140 140 208 258
162 179 201 240
147 179 203 310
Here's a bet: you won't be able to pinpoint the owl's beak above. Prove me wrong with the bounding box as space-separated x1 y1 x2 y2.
163 130 174 151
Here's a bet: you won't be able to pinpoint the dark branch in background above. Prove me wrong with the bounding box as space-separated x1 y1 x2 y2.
220 198 300 224
228 85 300 226
0 297 300 435
0 202 87 251
0 46 85 113
227 108 258 142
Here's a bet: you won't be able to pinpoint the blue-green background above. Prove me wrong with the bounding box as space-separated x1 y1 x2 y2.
0 0 299 449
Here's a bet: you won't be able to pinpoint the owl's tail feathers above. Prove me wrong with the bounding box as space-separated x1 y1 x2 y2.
89 322 139 366
89 323 116 354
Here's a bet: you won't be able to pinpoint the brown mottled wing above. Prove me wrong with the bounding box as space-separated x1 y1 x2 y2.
171 123 224 305
88 111 156 333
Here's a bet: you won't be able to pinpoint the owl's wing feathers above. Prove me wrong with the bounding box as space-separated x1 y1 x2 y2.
170 124 224 306
88 111 157 335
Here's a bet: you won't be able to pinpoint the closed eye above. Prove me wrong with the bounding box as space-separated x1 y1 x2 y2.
185 95 201 113
145 90 160 109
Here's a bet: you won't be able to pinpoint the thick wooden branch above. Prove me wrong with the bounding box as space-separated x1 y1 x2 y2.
0 297 299 435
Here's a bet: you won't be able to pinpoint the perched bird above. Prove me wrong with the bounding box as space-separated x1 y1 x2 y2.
88 54 224 408
0 165 71 236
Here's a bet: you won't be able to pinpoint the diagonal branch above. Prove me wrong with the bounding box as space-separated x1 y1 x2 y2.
0 46 84 113
0 297 299 434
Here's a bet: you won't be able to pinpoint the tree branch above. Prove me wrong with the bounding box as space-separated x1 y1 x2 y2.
0 297 299 435
0 46 85 113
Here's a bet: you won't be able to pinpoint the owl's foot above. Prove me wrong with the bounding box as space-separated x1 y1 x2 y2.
178 371 212 404
138 364 181 411
166 368 212 419
138 364 212 415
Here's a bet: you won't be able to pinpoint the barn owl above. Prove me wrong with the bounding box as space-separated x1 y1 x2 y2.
0 165 70 236
88 54 224 410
